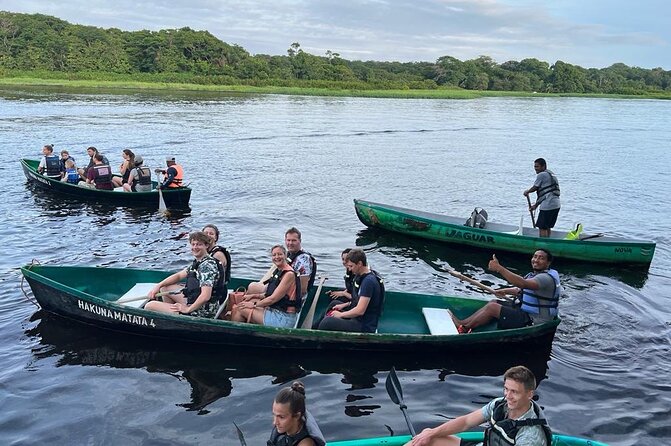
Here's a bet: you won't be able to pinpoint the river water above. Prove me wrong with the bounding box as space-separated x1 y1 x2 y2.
0 87 670 445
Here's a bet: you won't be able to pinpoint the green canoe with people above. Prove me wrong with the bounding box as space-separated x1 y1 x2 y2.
21 158 191 209
20 263 559 352
354 199 655 265
326 433 608 445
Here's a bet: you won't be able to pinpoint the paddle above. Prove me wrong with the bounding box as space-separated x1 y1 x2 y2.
233 421 247 446
155 170 167 213
301 276 327 329
385 367 416 436
439 268 515 303
526 195 536 228
116 289 179 304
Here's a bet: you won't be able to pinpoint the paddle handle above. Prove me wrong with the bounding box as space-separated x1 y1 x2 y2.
301 276 327 329
445 269 496 294
116 290 173 304
526 195 536 228
400 406 417 436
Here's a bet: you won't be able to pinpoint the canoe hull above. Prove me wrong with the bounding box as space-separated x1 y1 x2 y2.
21 264 559 352
328 433 608 446
354 199 655 265
21 159 191 209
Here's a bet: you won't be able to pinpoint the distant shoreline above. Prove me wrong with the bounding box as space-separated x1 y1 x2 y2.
1 76 670 100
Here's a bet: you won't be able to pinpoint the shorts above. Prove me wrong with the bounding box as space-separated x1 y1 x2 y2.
498 301 532 330
537 208 560 229
263 307 298 328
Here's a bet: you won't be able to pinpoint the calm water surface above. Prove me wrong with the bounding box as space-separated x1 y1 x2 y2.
0 88 670 445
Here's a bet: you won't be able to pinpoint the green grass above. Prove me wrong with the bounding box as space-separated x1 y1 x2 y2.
1 74 670 100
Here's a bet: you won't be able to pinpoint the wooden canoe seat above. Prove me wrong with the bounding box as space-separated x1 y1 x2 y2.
422 308 459 335
116 283 157 308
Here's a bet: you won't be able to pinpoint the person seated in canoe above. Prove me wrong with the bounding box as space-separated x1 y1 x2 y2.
450 250 560 333
406 365 552 446
37 144 62 179
232 245 301 328
122 156 153 192
311 248 354 329
316 248 384 333
145 231 221 317
60 159 82 185
285 227 317 301
78 146 109 179
59 149 76 175
268 381 326 446
523 157 561 238
112 148 135 188
201 224 231 305
85 153 114 190
156 156 184 189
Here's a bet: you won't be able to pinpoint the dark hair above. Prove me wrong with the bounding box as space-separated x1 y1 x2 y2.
503 365 536 391
94 153 104 162
535 248 553 263
122 149 135 163
534 158 547 168
346 248 367 266
202 224 220 243
189 231 211 245
274 381 307 418
87 146 98 154
60 149 69 155
43 144 54 153
271 244 287 255
341 248 352 256
285 227 302 240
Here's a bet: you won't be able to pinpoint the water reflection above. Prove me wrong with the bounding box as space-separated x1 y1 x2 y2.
27 312 552 414
25 183 191 223
356 228 649 289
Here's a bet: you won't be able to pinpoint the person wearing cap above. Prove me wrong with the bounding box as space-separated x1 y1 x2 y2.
123 155 152 192
156 156 184 189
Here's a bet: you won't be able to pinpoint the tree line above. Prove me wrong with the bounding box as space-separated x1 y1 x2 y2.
1 11 670 94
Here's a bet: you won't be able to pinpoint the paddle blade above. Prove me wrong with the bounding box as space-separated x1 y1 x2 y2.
233 422 247 446
385 367 403 405
158 186 167 213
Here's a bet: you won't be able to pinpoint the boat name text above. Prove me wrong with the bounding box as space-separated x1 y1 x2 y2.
78 300 156 327
614 247 632 253
445 229 495 244
28 171 50 186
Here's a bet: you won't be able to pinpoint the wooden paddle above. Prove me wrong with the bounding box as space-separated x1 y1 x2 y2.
301 276 327 329
385 366 416 436
440 268 515 302
526 195 536 228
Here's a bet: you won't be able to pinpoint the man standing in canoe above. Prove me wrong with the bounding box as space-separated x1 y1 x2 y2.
406 365 551 446
524 158 560 237
450 250 560 333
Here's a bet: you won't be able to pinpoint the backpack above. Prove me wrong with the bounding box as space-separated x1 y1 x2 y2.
465 207 488 229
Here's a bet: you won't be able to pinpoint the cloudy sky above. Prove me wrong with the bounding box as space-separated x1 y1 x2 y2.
3 0 670 69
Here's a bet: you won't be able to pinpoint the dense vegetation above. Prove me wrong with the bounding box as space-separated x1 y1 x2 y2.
1 11 670 95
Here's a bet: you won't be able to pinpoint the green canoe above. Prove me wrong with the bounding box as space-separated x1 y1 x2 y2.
354 199 655 265
328 433 608 445
21 158 191 209
20 264 559 352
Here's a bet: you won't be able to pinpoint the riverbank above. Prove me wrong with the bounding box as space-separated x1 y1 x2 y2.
2 75 670 100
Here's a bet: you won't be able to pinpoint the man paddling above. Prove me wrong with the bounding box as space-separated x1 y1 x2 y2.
524 158 560 237
156 156 184 189
406 366 552 446
450 249 560 333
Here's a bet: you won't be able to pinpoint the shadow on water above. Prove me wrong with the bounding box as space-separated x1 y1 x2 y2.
355 228 650 289
26 312 553 414
24 183 191 223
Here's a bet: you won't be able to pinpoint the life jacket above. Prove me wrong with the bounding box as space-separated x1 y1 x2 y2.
209 245 231 304
267 411 326 446
44 155 61 178
537 170 560 198
264 263 302 313
59 156 75 172
287 249 317 293
64 168 80 184
343 270 355 295
131 166 152 191
483 399 552 446
166 164 184 188
465 207 488 229
183 257 220 305
350 269 385 332
92 164 113 189
519 269 560 320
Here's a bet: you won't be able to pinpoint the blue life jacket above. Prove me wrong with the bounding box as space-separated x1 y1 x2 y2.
64 168 80 184
520 269 560 320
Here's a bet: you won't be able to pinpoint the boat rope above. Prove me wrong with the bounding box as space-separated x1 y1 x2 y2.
20 259 41 308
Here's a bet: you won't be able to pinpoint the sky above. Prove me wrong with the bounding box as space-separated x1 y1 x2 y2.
3 0 670 69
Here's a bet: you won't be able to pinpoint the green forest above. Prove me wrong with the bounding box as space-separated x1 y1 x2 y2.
1 11 670 95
